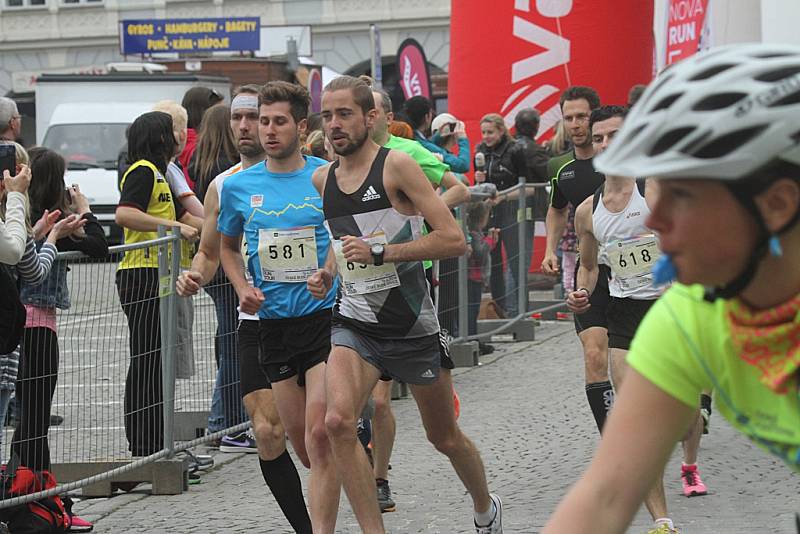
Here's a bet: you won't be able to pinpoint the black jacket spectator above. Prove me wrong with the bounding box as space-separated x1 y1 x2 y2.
474 136 529 193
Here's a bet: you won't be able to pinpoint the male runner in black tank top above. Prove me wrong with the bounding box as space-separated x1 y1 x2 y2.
307 75 503 534
542 86 615 435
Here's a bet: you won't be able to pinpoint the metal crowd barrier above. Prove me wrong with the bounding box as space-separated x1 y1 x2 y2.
0 228 248 508
447 180 566 366
1 184 565 506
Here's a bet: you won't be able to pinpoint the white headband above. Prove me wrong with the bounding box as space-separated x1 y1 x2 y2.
231 94 259 111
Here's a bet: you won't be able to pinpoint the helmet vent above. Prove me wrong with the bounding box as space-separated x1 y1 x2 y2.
651 93 682 112
692 92 748 111
639 74 675 109
689 64 735 81
767 88 800 108
649 127 695 156
753 52 793 59
692 125 768 159
755 66 800 82
626 123 647 142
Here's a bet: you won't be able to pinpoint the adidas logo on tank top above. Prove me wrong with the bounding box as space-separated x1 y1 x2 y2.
361 185 381 202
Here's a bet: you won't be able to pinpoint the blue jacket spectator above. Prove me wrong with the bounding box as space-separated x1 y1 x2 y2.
418 112 472 174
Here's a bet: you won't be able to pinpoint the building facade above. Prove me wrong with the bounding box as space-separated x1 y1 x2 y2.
0 0 451 96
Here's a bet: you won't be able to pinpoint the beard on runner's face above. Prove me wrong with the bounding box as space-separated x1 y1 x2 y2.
329 121 369 156
233 119 264 158
238 132 264 158
263 133 300 160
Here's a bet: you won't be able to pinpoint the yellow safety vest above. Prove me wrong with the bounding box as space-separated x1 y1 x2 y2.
118 159 191 270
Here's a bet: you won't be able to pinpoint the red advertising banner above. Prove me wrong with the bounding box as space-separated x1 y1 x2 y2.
396 38 433 100
664 0 710 66
449 0 654 142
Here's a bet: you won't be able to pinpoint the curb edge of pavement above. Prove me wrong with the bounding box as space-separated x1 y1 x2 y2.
75 450 253 526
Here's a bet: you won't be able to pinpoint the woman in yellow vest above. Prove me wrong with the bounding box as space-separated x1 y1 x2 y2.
115 111 201 456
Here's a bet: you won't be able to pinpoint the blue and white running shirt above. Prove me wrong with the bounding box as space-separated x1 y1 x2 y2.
217 156 336 319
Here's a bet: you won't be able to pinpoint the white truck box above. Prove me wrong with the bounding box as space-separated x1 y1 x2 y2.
35 74 230 244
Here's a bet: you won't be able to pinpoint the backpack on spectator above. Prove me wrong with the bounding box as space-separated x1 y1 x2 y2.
0 455 68 533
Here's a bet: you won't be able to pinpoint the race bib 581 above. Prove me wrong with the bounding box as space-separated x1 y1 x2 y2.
258 226 318 283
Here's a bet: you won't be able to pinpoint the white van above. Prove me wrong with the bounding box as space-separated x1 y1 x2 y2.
41 102 152 242
35 73 230 243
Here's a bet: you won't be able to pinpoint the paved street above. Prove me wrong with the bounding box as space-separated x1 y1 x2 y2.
70 321 800 533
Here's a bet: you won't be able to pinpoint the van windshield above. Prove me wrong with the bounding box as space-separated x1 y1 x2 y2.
42 123 128 170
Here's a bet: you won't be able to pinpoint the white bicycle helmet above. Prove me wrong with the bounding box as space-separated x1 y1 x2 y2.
595 42 800 180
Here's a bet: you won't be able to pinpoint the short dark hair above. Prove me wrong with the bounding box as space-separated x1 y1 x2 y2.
182 86 224 129
234 83 262 98
126 111 176 174
323 75 375 115
627 84 647 107
559 86 601 111
589 105 628 132
403 96 432 130
514 108 541 138
259 81 310 124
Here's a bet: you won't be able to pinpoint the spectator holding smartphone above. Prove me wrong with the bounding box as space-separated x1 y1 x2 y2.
13 147 108 472
0 143 84 462
430 113 471 174
0 145 31 265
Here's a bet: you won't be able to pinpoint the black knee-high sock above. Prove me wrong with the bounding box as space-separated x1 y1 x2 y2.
585 381 614 433
260 451 312 534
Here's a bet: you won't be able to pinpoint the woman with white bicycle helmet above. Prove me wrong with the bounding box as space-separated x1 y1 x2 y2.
543 42 800 534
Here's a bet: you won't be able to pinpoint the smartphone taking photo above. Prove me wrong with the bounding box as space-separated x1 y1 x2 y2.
0 144 16 179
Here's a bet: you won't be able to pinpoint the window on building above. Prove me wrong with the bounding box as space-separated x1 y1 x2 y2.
5 0 47 7
62 0 103 4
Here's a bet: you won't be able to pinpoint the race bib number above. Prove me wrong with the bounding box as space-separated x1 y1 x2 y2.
606 234 660 291
333 233 400 296
258 226 318 283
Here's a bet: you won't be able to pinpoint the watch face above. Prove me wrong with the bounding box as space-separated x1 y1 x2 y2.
371 243 384 255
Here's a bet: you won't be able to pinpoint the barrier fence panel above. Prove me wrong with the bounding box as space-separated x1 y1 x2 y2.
0 229 251 508
173 266 249 446
451 182 565 352
14 248 133 467
0 186 562 506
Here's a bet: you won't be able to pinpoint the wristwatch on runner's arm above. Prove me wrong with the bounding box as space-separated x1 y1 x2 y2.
371 243 385 266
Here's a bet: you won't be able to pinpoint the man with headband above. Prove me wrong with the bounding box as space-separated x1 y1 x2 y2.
178 84 313 533
218 81 337 532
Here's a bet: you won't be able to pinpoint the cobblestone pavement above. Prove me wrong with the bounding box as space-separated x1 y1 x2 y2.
73 321 800 533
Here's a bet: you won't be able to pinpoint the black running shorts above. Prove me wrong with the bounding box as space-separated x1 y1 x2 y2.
238 319 271 395
574 263 611 334
258 309 331 386
607 297 656 350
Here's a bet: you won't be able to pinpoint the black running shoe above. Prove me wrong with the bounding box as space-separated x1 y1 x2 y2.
376 478 396 513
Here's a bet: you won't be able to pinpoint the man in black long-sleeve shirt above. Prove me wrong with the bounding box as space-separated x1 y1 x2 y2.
514 109 550 280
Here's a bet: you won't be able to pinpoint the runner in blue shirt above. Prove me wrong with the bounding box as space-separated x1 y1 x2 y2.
217 81 340 533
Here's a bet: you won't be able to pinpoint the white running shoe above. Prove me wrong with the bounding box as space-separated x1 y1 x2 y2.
475 493 503 534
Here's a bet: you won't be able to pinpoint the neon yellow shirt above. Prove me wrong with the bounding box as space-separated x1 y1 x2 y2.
384 134 451 271
627 283 800 471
